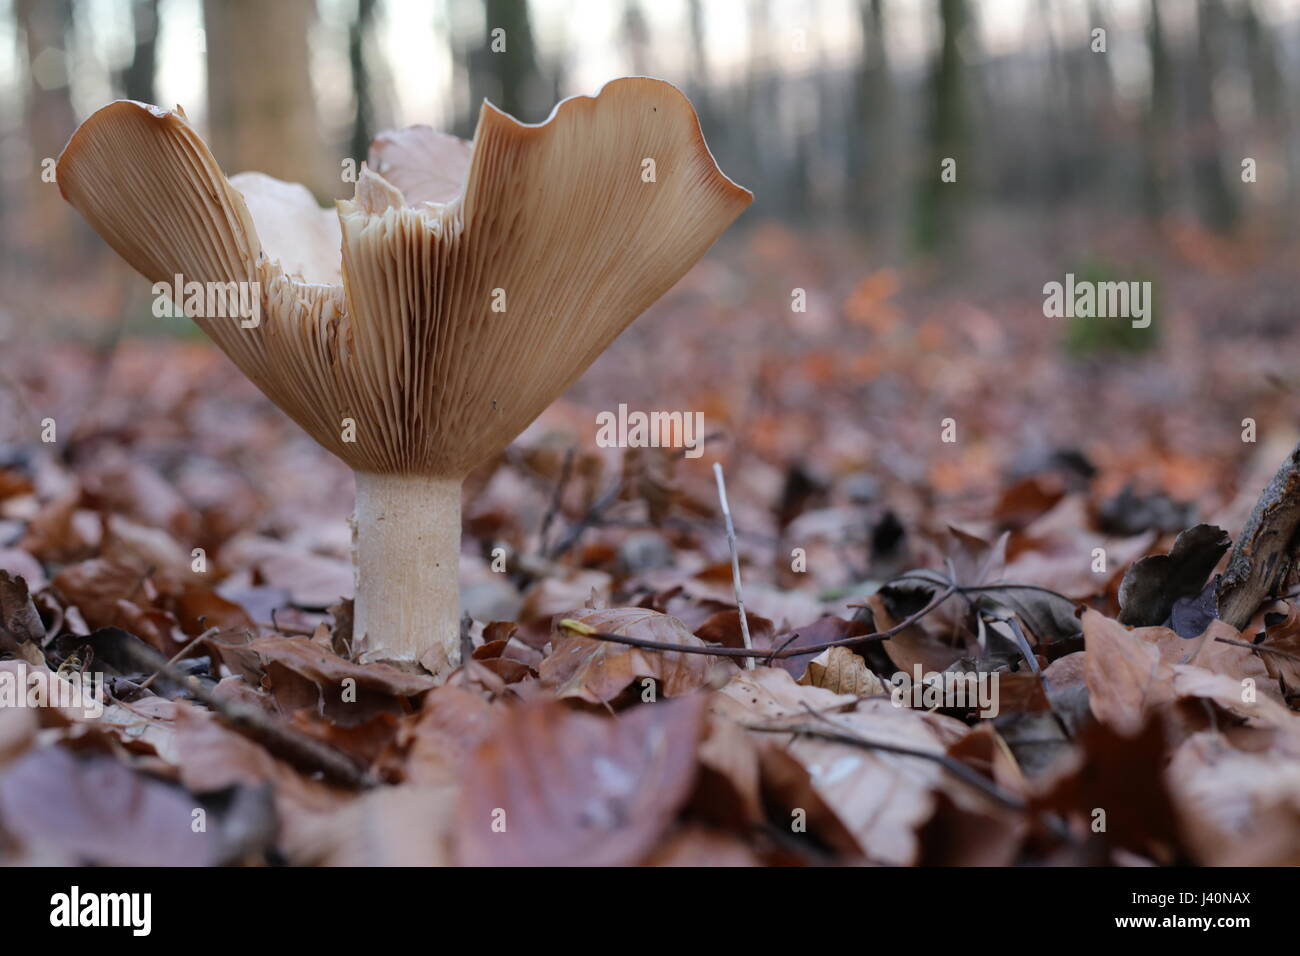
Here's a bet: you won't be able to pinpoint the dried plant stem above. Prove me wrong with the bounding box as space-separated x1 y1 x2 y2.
352 472 461 668
713 463 754 669
138 626 220 692
744 722 1026 811
559 584 958 661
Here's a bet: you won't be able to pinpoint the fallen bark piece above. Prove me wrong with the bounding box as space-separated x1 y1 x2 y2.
1218 439 1300 630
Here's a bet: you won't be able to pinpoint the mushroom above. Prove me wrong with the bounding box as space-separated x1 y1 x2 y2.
56 78 751 673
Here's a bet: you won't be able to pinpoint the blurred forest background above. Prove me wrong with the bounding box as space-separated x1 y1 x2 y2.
6 0 1300 281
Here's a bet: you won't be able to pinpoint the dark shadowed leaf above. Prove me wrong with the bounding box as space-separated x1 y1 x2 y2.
1117 524 1230 627
1032 717 1186 864
769 615 874 679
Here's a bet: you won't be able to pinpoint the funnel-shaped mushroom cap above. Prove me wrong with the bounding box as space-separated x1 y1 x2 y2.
56 79 751 477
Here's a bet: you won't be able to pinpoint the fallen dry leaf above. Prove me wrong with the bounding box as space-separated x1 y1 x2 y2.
1259 600 1300 702
457 696 708 866
644 823 764 866
1032 717 1185 864
401 684 502 786
296 784 458 866
540 607 729 704
1168 730 1300 864
0 570 44 653
170 704 354 864
774 700 974 865
1082 609 1175 734
798 645 887 697
0 745 217 866
711 665 858 724
217 636 434 724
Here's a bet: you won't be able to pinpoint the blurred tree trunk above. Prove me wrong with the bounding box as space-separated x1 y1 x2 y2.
848 0 893 233
1042 4 1071 201
620 1 650 77
459 0 543 134
1185 0 1238 233
1141 0 1174 222
744 0 785 217
119 0 159 103
684 0 720 194
1237 0 1288 221
913 0 967 255
15 0 78 265
1084 0 1116 194
203 0 328 195
485 0 542 120
687 0 710 98
1241 0 1280 127
451 0 474 137
349 0 378 164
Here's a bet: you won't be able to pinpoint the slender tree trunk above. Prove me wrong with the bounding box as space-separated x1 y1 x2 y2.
16 0 78 266
484 0 541 120
348 0 379 164
848 0 893 234
1141 0 1174 222
202 0 327 195
1186 0 1238 233
120 0 159 103
620 0 650 77
687 0 711 119
913 0 967 255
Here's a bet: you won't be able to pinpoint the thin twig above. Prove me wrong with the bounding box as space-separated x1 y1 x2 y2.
265 608 317 636
744 720 1025 811
544 436 726 561
953 583 1076 600
713 462 754 668
557 583 958 661
980 612 1040 674
764 629 804 666
760 709 1078 838
257 621 316 636
457 612 475 685
138 626 220 692
1213 635 1300 665
536 445 575 557
546 477 623 561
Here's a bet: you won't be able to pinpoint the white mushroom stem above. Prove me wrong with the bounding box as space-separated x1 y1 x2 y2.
352 472 462 668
